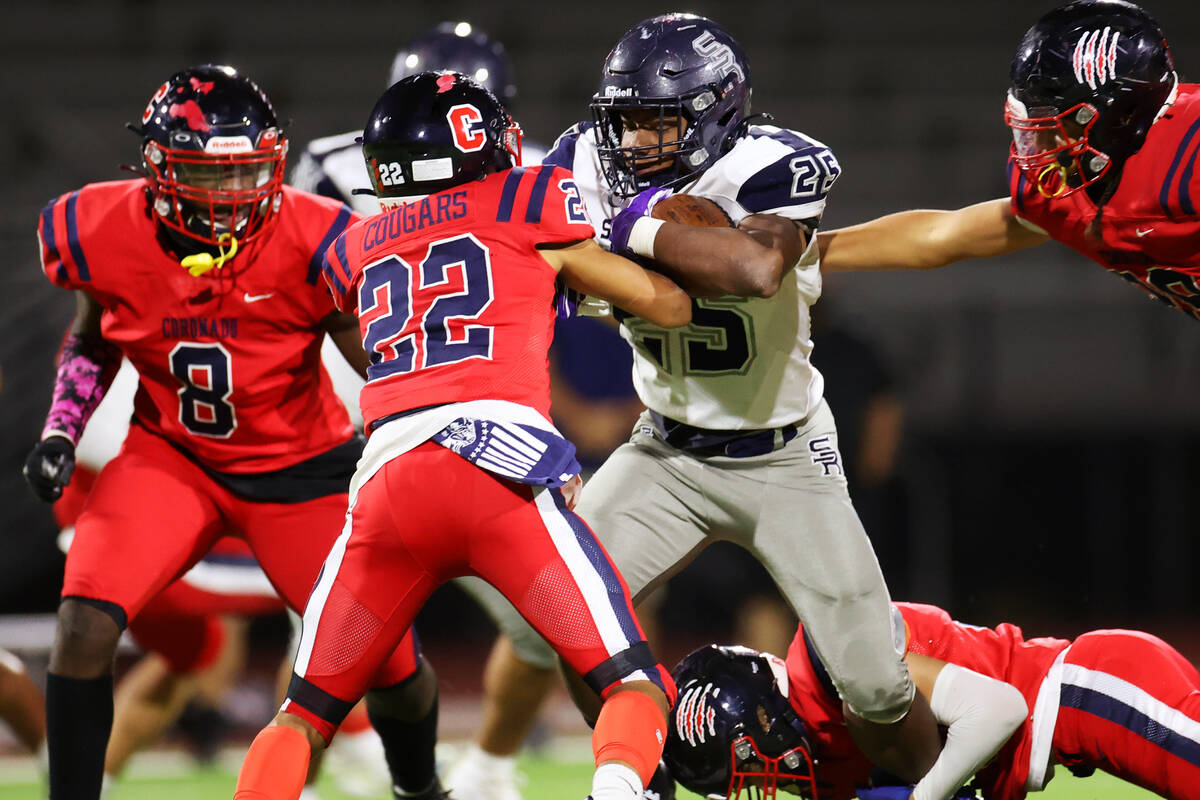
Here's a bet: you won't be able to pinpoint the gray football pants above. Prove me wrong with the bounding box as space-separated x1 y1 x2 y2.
461 399 914 722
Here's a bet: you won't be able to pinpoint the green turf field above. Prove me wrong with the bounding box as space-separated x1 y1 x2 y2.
0 747 1162 800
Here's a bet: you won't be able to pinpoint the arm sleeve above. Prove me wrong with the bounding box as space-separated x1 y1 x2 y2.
42 330 123 445
910 663 1029 800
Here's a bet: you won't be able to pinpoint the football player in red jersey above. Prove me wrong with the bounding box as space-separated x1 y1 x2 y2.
23 64 439 800
233 71 691 800
662 605 1200 800
817 1 1200 321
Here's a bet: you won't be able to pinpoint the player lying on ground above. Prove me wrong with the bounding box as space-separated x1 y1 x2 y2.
664 602 1200 799
817 0 1200 322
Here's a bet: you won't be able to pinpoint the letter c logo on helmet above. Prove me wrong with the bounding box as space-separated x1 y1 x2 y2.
448 104 486 153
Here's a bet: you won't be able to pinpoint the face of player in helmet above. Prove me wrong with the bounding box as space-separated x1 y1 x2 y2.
1004 92 1109 198
173 159 275 235
145 134 286 248
618 109 689 177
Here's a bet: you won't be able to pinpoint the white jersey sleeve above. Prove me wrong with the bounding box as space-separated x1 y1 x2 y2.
560 123 841 430
290 130 382 216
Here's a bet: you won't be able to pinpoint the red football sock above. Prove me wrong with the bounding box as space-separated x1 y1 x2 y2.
234 725 311 800
341 700 372 734
592 689 667 786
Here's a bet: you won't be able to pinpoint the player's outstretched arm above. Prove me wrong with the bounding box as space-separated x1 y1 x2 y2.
902 653 1028 800
321 311 370 380
541 238 692 328
818 198 1050 273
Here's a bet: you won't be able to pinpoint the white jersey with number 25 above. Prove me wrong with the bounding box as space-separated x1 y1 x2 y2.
543 122 840 430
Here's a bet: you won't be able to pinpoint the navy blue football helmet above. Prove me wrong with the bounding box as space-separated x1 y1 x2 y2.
135 64 287 249
664 645 818 800
590 13 752 198
389 22 517 106
361 72 521 200
1005 0 1177 198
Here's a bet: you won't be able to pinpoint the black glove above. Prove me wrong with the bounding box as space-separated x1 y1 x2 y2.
23 435 76 502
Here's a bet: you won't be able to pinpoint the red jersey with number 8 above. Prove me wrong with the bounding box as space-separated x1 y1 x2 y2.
38 179 359 473
321 165 594 430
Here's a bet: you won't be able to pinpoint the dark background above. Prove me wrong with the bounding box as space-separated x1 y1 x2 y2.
3 0 1199 649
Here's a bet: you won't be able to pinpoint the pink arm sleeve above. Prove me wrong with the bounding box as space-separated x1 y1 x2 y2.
41 332 122 444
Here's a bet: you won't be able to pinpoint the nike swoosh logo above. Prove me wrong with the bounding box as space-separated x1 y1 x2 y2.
1135 228 1154 237
243 292 275 303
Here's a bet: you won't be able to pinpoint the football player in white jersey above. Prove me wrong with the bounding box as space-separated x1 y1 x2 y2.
290 24 555 800
483 12 944 790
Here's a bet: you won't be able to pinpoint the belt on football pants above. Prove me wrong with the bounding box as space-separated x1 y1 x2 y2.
649 411 804 459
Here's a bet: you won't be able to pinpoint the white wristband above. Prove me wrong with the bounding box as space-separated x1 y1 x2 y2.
626 216 665 259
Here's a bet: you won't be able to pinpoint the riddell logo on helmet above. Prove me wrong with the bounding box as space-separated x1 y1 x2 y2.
204 136 254 154
604 86 636 97
1073 27 1120 90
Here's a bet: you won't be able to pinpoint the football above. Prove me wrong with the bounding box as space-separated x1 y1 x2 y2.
650 194 734 228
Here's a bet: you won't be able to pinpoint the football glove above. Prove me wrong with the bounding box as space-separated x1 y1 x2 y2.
23 434 76 502
608 186 671 258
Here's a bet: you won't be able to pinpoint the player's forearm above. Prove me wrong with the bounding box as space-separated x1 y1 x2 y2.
820 200 1046 273
610 270 692 328
650 223 788 298
911 664 1028 800
42 329 122 444
818 211 961 272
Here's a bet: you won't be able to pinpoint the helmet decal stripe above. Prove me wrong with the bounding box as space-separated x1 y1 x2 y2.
168 99 211 132
1074 28 1120 90
1106 30 1120 85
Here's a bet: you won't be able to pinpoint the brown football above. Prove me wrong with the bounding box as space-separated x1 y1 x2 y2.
650 194 734 228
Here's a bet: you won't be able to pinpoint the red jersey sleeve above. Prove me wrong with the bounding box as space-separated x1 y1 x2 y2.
521 166 596 245
321 226 360 314
39 189 95 290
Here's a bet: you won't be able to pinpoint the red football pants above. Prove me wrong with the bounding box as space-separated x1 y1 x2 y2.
286 442 669 740
1053 629 1200 799
62 424 417 685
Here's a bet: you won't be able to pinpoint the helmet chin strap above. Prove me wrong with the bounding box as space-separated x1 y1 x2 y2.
180 233 239 277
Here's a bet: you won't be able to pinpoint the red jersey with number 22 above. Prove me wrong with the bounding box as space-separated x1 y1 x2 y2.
38 180 358 473
321 165 594 430
1009 84 1200 319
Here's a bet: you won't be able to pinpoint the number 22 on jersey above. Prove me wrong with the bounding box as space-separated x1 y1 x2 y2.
357 233 495 381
